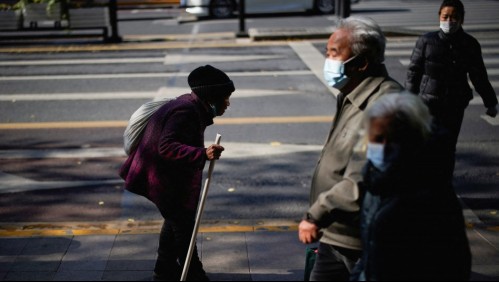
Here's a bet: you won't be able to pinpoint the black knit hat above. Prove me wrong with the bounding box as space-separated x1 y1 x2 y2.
188 65 235 100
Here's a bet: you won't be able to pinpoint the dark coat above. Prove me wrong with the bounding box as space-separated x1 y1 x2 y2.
405 28 497 113
119 93 212 216
352 138 471 281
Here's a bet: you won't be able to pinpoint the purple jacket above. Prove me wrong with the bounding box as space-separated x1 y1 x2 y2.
119 93 213 215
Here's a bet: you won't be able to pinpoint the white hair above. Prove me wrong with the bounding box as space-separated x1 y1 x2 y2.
366 93 432 142
336 16 386 64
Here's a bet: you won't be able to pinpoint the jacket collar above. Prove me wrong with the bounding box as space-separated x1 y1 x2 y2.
438 26 465 41
343 64 390 110
189 93 214 127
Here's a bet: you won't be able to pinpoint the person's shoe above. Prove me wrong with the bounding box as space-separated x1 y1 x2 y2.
186 268 210 281
187 272 210 281
152 266 181 281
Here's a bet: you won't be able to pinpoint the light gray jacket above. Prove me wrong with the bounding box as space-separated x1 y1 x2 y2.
308 65 403 250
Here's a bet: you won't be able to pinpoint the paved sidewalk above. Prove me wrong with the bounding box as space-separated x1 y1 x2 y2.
0 220 498 281
0 222 308 281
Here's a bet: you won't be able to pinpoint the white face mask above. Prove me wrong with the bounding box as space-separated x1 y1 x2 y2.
323 58 350 89
367 142 388 171
440 21 460 34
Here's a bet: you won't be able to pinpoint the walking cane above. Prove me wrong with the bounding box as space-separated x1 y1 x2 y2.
181 133 222 281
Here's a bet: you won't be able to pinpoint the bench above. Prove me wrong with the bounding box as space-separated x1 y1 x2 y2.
22 3 66 28
68 7 110 39
0 4 111 41
0 10 21 31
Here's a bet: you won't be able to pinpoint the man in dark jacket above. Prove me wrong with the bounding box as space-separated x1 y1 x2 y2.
405 0 498 180
119 65 234 281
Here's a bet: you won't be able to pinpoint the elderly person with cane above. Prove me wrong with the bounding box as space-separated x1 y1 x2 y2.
351 93 471 281
119 65 234 281
298 16 403 281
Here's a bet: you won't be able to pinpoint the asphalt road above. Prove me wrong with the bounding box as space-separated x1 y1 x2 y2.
0 0 498 227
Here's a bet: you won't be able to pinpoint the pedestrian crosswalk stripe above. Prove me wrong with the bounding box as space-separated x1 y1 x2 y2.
387 39 499 48
386 47 499 56
0 88 300 102
480 115 499 126
0 55 284 67
399 58 499 66
0 70 313 81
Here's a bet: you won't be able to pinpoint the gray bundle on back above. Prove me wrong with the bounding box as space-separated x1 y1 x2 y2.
123 97 172 155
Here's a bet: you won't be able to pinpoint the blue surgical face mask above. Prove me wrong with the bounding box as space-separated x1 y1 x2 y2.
323 58 349 89
367 142 388 171
440 21 460 34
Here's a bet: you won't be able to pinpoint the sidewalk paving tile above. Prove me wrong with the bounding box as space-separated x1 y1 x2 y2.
202 233 249 272
106 234 157 271
0 238 30 256
10 254 65 272
246 232 305 269
59 235 115 271
207 272 252 281
468 229 499 265
471 265 499 281
53 270 104 281
467 228 499 281
201 232 251 281
4 271 56 281
250 269 305 282
475 228 499 249
101 270 152 281
0 227 496 281
246 232 305 281
19 237 72 256
0 238 32 272
7 237 71 272
0 257 14 273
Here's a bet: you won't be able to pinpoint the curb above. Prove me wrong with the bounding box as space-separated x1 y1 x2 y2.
247 26 422 41
0 219 300 237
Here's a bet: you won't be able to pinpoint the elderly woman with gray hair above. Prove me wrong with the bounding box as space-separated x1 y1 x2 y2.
351 93 471 281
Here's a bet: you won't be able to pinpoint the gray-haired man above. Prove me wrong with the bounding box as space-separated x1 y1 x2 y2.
298 16 403 281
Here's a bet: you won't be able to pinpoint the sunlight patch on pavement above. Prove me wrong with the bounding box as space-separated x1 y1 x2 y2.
0 142 322 193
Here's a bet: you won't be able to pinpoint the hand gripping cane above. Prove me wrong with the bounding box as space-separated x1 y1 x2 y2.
181 133 222 281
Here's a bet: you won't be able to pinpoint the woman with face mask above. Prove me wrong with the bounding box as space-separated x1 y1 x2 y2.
351 93 471 281
405 0 498 183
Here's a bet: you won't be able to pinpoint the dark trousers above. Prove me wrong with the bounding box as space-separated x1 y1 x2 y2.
433 105 466 181
310 243 361 281
154 211 207 281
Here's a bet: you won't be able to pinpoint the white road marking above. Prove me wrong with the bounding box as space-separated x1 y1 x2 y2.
469 95 499 105
0 55 284 66
387 47 499 57
0 58 165 66
288 41 338 97
480 115 499 126
163 54 284 65
0 88 300 101
0 70 312 81
399 58 499 67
